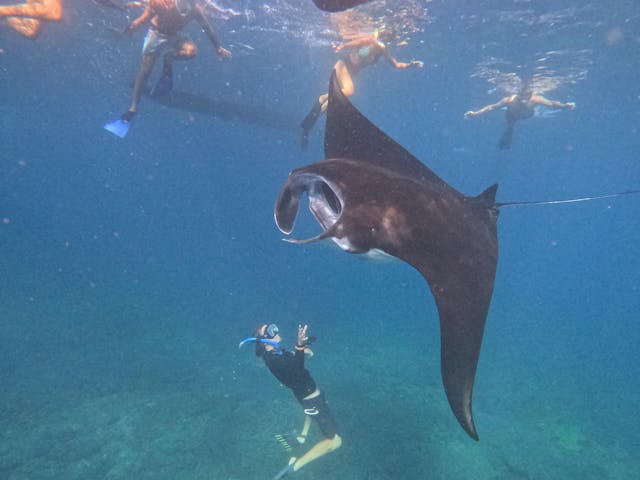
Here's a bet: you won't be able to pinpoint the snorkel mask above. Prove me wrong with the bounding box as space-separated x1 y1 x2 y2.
263 323 279 339
238 323 282 355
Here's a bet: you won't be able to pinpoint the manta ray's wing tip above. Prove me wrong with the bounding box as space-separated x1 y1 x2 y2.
463 417 479 441
443 379 480 441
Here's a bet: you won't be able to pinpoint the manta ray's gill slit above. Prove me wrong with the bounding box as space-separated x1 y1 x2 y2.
321 182 342 214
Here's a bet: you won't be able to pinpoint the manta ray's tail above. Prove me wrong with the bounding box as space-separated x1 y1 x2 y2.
496 190 640 208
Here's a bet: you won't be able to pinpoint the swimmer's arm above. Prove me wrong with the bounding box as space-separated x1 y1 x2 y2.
122 1 146 9
294 324 309 365
204 1 240 16
383 48 423 69
194 4 231 58
465 96 514 118
124 1 152 33
531 94 575 109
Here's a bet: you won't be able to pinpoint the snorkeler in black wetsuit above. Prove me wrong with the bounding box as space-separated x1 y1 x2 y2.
240 323 341 479
465 87 575 150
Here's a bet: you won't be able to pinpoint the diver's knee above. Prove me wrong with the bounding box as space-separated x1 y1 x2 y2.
180 42 197 58
140 54 156 72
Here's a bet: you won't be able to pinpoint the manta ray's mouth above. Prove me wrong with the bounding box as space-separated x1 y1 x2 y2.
308 179 342 231
274 173 344 242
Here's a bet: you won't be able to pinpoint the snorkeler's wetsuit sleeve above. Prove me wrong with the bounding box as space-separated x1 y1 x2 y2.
294 345 305 366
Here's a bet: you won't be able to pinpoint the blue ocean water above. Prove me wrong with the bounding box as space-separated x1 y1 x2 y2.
1 1 638 478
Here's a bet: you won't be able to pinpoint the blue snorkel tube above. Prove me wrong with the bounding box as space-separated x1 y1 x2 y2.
238 337 281 350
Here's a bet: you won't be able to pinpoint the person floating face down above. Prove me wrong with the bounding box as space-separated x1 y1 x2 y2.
119 0 232 124
241 323 342 479
300 28 424 150
464 87 576 150
0 0 62 39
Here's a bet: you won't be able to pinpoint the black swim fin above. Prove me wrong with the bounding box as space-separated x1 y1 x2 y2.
271 459 295 480
499 122 514 150
151 65 173 97
300 101 323 151
301 101 322 130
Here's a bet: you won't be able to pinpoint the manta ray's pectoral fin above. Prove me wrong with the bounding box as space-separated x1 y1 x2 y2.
410 220 497 441
411 261 495 441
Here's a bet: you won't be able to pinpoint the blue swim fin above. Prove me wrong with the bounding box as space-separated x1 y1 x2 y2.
103 118 130 138
104 110 135 138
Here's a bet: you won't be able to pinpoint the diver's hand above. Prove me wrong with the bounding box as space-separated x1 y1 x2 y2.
216 46 232 60
297 324 308 347
566 102 576 109
464 110 476 119
411 60 424 68
122 22 135 35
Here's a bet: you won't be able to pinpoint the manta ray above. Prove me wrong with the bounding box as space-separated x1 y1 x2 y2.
312 0 371 12
274 71 499 440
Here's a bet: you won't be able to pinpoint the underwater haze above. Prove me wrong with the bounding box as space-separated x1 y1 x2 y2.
1 0 639 479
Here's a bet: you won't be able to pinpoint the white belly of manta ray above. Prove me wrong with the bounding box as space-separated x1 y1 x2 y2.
329 237 394 262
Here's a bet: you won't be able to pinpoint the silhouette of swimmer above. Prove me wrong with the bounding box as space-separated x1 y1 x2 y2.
118 0 231 125
465 88 575 150
313 0 371 12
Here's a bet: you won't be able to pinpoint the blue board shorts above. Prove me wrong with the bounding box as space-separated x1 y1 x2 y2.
142 28 189 56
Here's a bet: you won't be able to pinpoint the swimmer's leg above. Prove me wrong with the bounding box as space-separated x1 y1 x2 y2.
0 0 63 21
499 121 515 150
154 39 197 96
296 415 312 444
4 16 43 38
152 60 174 97
334 59 354 98
292 434 342 472
129 52 156 112
300 95 326 151
318 93 328 112
300 58 353 151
